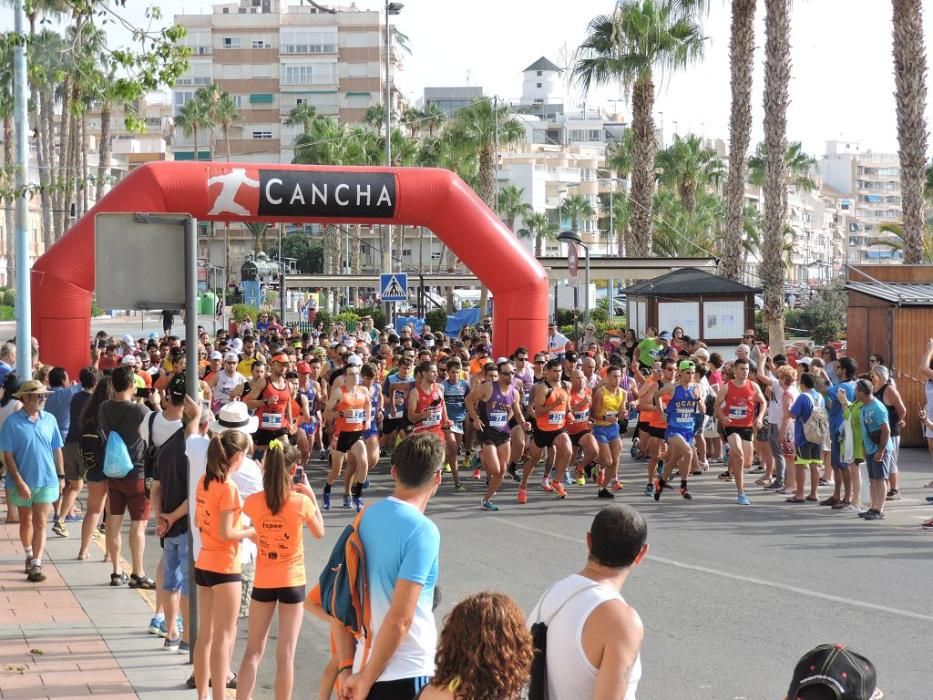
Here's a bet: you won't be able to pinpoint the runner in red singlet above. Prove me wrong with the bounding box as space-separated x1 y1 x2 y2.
714 358 767 505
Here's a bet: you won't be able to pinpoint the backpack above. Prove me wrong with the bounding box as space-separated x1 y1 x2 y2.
103 431 134 478
78 426 104 478
527 583 602 700
803 394 829 445
318 510 373 664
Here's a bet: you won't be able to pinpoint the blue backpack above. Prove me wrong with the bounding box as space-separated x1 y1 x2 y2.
102 431 134 478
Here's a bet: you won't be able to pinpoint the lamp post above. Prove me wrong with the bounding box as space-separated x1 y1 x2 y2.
383 1 403 320
557 229 590 327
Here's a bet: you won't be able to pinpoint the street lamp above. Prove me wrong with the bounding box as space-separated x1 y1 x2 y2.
557 229 590 327
383 1 403 320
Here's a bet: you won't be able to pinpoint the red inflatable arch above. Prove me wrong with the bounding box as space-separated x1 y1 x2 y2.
32 161 548 374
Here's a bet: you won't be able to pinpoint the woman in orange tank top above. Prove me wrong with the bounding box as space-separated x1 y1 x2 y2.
322 365 372 512
193 431 255 700
237 441 324 700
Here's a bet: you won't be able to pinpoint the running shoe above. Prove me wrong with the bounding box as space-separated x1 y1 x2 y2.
26 565 46 583
717 470 732 481
517 488 528 504
818 477 834 487
178 641 191 655
583 463 595 480
862 510 885 521
552 482 568 499
885 489 902 501
163 636 180 651
444 463 451 473
610 479 624 492
472 469 482 480
352 495 363 513
562 471 573 486
653 477 665 502
630 439 640 459
922 518 933 529
575 472 586 486
92 528 104 541
322 490 331 511
453 483 466 493
643 482 654 497
507 464 519 481
737 493 751 506
318 449 328 461
541 477 553 492
480 500 499 511
764 481 784 490
148 616 165 636
342 495 352 509
597 488 615 499
64 514 83 523
52 519 68 538
926 495 933 504
680 487 692 500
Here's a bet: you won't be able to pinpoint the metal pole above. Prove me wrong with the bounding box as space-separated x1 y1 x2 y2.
383 2 393 292
583 243 590 325
279 224 286 323
222 227 228 331
182 216 199 664
13 0 31 380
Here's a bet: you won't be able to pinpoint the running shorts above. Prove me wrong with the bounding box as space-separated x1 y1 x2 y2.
532 427 566 449
593 423 621 445
569 430 591 447
795 441 822 464
251 585 306 604
724 426 753 442
480 428 511 447
194 568 242 587
665 427 695 444
335 430 364 453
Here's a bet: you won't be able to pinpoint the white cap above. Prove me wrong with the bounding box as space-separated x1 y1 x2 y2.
209 351 223 360
797 356 813 365
224 352 239 363
121 354 138 366
736 344 750 354
121 334 135 346
346 353 363 366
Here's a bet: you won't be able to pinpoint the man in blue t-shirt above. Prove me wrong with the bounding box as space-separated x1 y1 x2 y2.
788 372 824 503
0 380 64 583
338 433 443 700
819 357 858 508
856 379 893 521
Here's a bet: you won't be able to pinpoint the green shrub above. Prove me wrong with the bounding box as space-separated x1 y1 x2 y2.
425 309 448 334
90 297 103 318
555 308 576 327
559 324 575 338
0 305 13 321
315 309 332 332
589 306 608 323
231 303 261 323
333 311 360 330
353 305 387 331
0 288 14 307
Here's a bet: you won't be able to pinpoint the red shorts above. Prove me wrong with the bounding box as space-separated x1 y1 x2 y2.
107 476 150 521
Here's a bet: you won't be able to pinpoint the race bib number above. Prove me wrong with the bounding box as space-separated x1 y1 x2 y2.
423 407 442 427
345 408 365 425
677 407 694 422
728 406 748 420
548 410 566 426
488 411 508 430
604 411 618 420
450 421 464 435
573 409 589 422
260 412 283 431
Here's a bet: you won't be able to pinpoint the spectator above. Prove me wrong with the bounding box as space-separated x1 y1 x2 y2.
528 504 647 700
869 365 905 501
336 433 444 700
419 592 533 700
0 371 22 523
921 338 933 487
547 323 571 359
857 378 893 521
785 643 882 700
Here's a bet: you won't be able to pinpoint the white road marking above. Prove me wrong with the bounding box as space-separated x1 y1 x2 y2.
493 516 933 623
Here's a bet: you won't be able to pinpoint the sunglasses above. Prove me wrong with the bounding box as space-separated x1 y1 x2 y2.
534 360 545 365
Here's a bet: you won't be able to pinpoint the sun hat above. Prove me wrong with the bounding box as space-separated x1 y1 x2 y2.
209 351 223 361
797 356 813 366
269 353 289 364
692 348 710 363
659 331 672 341
296 361 311 374
13 380 52 398
120 334 135 346
210 401 258 435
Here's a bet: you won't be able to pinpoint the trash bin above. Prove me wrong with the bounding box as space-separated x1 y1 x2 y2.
199 292 216 315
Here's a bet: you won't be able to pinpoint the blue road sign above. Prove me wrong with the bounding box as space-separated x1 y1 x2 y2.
380 272 408 302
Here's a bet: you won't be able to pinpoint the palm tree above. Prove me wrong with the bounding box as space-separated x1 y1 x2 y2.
560 193 597 232
573 0 706 256
400 106 423 138
0 34 14 286
246 222 269 255
421 102 447 137
721 0 756 281
521 212 559 257
363 104 386 132
655 133 723 213
175 98 209 161
760 0 791 351
447 99 526 313
874 221 933 262
748 141 816 192
600 192 631 255
892 0 928 264
212 91 240 161
284 103 317 136
605 128 634 181
497 185 532 232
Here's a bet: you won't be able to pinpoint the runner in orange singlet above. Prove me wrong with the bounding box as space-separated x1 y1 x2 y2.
323 365 372 512
407 361 449 441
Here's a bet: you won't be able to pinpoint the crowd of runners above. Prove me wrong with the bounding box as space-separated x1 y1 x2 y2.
0 314 927 699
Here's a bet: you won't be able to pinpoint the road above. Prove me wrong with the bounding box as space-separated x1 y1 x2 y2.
134 446 933 699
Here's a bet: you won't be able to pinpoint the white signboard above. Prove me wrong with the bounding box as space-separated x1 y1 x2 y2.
703 300 744 340
658 301 700 338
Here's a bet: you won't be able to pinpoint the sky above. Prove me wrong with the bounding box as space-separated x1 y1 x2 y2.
3 0 932 157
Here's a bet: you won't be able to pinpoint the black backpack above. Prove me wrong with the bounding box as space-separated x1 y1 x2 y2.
528 583 602 700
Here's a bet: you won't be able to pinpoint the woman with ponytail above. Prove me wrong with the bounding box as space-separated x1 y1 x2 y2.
236 439 324 700
194 431 254 700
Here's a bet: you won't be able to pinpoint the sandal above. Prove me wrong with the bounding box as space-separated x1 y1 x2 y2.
785 497 806 503
129 574 156 590
110 572 129 586
805 495 819 502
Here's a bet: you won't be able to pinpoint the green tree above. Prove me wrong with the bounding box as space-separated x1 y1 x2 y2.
721 0 757 281
284 102 317 136
560 193 596 232
363 104 386 132
421 102 447 137
520 211 559 257
874 221 933 262
655 133 723 212
211 90 240 161
246 222 270 255
400 105 423 138
266 230 324 274
599 192 631 255
892 0 928 264
497 185 532 232
574 0 706 256
175 97 209 161
748 141 815 192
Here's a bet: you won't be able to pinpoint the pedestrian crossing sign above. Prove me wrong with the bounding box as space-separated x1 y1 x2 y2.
380 272 408 302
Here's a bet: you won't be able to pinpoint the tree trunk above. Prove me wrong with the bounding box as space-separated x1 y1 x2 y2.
761 0 791 352
80 113 89 216
66 102 79 234
34 88 52 251
628 74 656 256
96 100 112 201
224 124 232 161
892 0 928 264
3 114 14 287
535 233 543 258
722 0 756 281
54 82 70 239
351 224 362 273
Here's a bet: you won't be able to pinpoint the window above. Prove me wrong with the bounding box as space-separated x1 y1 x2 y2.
252 131 273 139
176 62 212 86
223 37 241 49
281 28 337 54
249 93 274 105
232 95 243 108
281 63 337 86
346 63 369 78
536 70 542 76
252 38 268 49
345 92 371 108
536 82 542 88
253 64 273 79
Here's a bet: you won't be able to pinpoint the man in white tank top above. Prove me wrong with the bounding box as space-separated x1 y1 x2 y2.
529 505 648 699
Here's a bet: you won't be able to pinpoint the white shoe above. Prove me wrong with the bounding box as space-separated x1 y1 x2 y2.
842 504 859 513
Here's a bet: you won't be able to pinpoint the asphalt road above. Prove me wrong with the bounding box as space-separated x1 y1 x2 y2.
136 446 933 700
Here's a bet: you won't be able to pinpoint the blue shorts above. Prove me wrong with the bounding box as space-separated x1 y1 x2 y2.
300 420 318 436
362 425 379 440
162 532 190 597
593 423 620 444
9 484 60 509
665 427 695 444
829 432 848 469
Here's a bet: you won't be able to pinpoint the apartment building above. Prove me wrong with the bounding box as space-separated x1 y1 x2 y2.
819 139 903 264
172 0 385 164
85 97 173 173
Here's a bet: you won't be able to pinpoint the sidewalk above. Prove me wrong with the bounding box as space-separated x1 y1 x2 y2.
0 513 191 699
